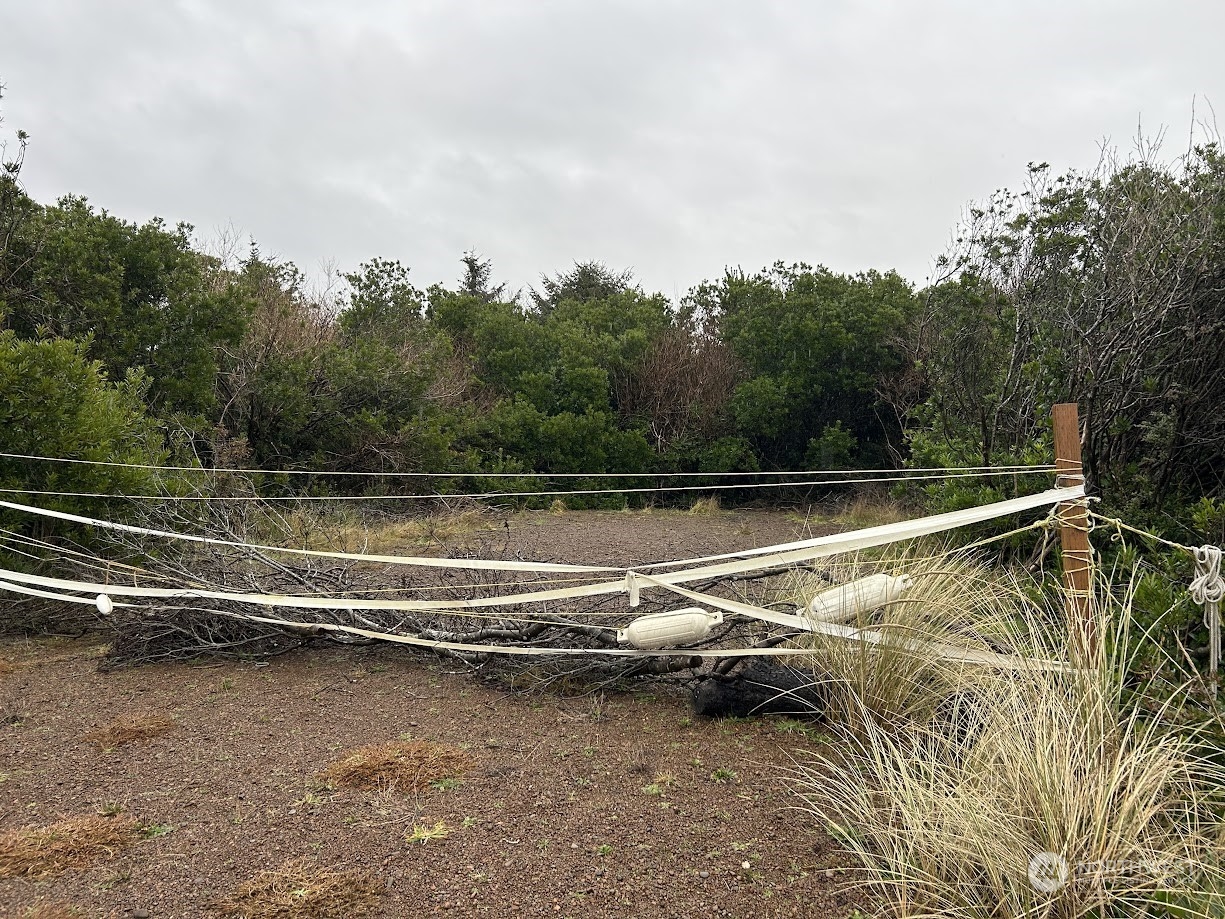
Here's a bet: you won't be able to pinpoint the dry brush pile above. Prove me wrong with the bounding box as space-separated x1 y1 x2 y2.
0 498 840 694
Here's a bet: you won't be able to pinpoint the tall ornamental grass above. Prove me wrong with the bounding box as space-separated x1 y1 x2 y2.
791 566 1225 918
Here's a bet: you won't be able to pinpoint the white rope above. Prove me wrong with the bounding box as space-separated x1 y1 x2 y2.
0 574 1064 668
1190 545 1225 604
0 487 1083 614
0 450 1055 478
0 564 610 610
0 499 617 574
161 609 826 659
1191 545 1224 685
0 485 1084 671
0 485 1082 622
633 575 1070 672
0 578 130 607
0 469 1054 502
636 486 1082 572
224 597 1066 666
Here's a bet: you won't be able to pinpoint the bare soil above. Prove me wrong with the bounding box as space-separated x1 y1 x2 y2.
0 508 857 918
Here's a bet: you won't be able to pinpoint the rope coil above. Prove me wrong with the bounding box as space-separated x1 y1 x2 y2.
1192 545 1224 685
1191 546 1224 606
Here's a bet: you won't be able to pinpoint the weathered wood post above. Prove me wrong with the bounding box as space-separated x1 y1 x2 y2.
1052 403 1094 654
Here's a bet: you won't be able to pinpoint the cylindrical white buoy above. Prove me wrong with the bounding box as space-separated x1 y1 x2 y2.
96 593 114 615
618 607 723 650
806 573 912 623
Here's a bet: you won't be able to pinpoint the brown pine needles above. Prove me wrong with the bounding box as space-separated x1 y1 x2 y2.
321 739 472 793
212 860 385 918
0 814 141 878
83 712 177 750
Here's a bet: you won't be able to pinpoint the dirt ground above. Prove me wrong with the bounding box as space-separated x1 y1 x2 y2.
0 507 860 918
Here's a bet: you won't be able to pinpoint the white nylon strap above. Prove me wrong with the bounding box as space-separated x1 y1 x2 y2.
0 574 1071 668
222 610 823 657
0 578 130 606
0 564 609 612
0 487 1081 614
625 570 640 607
0 499 617 574
638 486 1083 571
0 486 1080 578
0 560 1071 674
0 567 1073 671
0 490 1074 613
0 577 814 659
634 573 1069 672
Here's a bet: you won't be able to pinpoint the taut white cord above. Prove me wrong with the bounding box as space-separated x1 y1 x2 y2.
0 449 1055 478
0 468 1056 502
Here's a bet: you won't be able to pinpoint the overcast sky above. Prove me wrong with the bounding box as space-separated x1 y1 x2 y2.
2 1 1222 300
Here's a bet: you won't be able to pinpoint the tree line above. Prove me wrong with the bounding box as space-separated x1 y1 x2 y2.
1 99 1223 541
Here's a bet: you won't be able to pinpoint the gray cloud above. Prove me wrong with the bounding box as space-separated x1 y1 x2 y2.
2 0 1222 299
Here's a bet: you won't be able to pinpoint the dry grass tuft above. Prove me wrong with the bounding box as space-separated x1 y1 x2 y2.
0 814 141 878
275 506 496 555
84 711 177 750
792 576 1225 916
779 552 1055 734
832 492 912 529
212 860 385 918
22 903 79 919
688 496 722 516
321 739 472 793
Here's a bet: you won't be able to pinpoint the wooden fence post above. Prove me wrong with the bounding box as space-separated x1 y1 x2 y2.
1052 403 1094 653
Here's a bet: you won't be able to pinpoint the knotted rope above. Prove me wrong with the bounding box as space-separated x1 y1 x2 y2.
1191 545 1224 687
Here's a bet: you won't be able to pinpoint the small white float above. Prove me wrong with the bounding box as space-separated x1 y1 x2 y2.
805 573 912 622
618 607 723 650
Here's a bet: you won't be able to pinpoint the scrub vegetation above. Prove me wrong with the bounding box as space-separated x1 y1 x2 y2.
2 88 1225 919
0 93 1220 541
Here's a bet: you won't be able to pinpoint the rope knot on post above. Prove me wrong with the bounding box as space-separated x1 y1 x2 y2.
1191 546 1224 605
1191 545 1224 691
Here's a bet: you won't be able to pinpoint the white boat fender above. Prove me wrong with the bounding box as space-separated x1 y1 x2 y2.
617 607 723 650
806 573 912 623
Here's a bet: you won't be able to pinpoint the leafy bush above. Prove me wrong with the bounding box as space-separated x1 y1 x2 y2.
0 331 167 518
